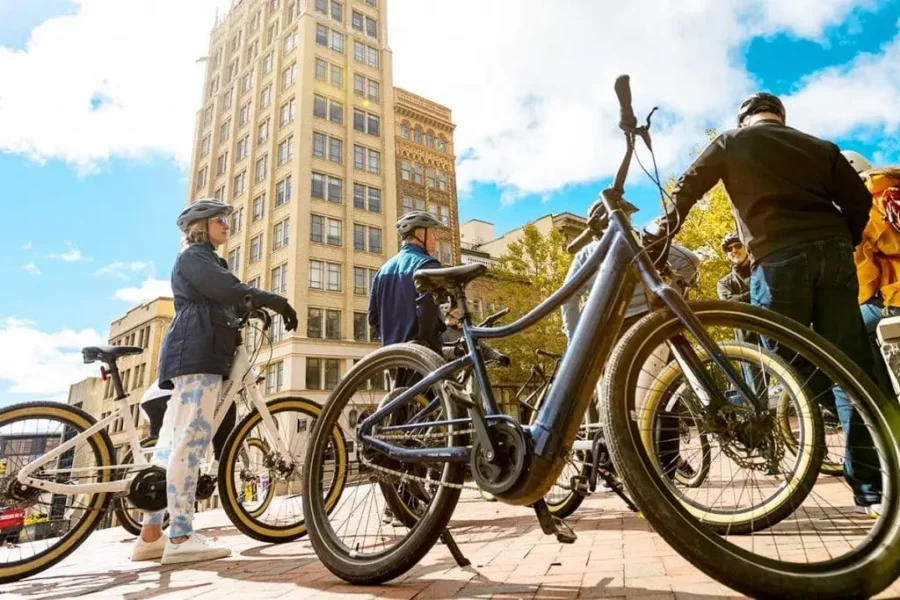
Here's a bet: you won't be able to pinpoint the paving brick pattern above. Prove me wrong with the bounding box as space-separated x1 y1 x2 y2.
3 490 900 599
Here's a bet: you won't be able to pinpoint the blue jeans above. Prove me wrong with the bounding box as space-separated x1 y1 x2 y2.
860 297 900 397
751 238 881 506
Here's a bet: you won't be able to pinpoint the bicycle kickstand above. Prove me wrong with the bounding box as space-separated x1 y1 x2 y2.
440 529 471 567
532 499 577 544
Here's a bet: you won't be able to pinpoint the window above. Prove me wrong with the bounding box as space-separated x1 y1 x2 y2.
437 136 447 152
252 193 265 221
400 159 410 180
327 263 341 291
325 309 341 340
425 131 434 148
227 59 239 82
413 163 423 184
325 359 340 389
353 109 379 136
260 84 272 108
368 149 381 174
413 127 422 144
258 119 270 143
366 46 378 68
315 0 327 14
277 135 294 165
223 88 234 109
250 234 263 262
438 204 449 225
353 145 380 174
275 175 292 206
196 166 208 189
251 10 262 32
241 71 253 95
281 63 297 89
315 58 328 81
313 133 342 163
330 30 343 53
328 218 341 246
256 154 268 182
352 11 363 32
313 95 326 119
269 313 286 343
316 23 328 46
306 358 321 389
214 185 224 200
437 170 448 191
246 39 259 62
236 135 249 161
367 80 380 102
365 0 376 6
402 195 425 213
330 63 343 87
228 247 242 272
313 132 325 158
308 307 323 338
439 241 452 265
426 167 435 188
283 29 298 54
265 361 284 394
271 263 288 293
310 215 342 246
329 137 342 163
233 171 247 197
331 1 343 22
353 40 365 63
353 184 381 212
311 172 342 203
354 266 368 295
266 20 279 46
400 123 409 138
273 218 290 249
354 312 368 341
279 98 295 126
220 119 231 141
200 135 211 157
354 224 381 253
329 100 343 124
354 74 365 97
309 260 323 289
365 16 378 39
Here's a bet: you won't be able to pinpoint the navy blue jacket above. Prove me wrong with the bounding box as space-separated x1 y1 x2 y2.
158 242 287 387
368 243 446 352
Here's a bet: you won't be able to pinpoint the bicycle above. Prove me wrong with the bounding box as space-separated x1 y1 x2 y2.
0 299 347 583
302 75 900 599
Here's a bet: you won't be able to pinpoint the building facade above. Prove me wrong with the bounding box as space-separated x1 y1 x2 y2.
185 0 459 404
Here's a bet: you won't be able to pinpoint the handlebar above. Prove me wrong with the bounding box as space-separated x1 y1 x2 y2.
478 307 510 328
241 295 273 330
615 75 637 130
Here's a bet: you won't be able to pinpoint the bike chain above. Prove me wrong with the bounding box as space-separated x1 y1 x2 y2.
366 427 479 491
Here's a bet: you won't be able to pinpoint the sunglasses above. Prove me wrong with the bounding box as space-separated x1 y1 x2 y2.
209 216 229 226
725 244 744 253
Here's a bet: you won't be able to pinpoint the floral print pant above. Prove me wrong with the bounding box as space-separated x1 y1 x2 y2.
142 374 222 538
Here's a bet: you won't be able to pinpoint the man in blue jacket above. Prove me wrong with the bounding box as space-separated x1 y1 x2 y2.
368 211 447 352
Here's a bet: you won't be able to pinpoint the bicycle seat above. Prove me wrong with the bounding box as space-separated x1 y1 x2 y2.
82 345 144 365
415 263 487 294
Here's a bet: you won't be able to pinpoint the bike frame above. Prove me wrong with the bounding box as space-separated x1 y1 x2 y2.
358 131 761 505
16 343 288 496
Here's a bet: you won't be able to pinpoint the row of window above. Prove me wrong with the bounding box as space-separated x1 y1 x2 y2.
102 363 147 399
401 196 452 226
399 123 449 153
259 353 385 396
400 160 450 191
237 261 386 296
111 325 151 350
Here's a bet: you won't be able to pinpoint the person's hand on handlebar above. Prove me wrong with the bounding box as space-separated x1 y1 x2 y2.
642 216 672 267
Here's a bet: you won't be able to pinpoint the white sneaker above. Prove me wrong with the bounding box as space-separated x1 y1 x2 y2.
132 534 167 562
855 503 882 519
161 533 231 565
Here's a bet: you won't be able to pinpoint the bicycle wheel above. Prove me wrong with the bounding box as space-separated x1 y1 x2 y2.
218 397 342 544
603 300 900 599
778 392 845 476
637 340 823 534
0 402 115 583
303 343 465 585
113 437 171 536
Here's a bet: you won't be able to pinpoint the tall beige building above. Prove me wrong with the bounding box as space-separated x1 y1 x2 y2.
186 0 458 403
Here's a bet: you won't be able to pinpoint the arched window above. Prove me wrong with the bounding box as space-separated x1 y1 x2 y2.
413 126 422 144
400 121 409 139
425 130 434 148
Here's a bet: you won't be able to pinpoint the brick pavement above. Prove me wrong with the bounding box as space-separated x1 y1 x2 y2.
3 490 900 600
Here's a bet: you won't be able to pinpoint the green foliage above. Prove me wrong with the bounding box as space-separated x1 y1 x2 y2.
488 225 573 384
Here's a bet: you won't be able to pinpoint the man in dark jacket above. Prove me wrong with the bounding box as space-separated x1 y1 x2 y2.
716 232 751 303
645 93 881 515
368 211 447 352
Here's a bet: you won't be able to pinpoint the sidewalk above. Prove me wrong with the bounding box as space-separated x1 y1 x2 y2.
3 490 899 599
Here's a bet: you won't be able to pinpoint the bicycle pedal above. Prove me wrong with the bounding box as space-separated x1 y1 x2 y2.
570 475 590 496
532 499 578 544
552 517 577 544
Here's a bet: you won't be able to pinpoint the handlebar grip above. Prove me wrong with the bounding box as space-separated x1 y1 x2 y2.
482 343 510 368
614 75 637 129
567 227 594 255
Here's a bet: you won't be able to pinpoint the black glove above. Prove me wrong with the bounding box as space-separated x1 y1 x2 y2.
278 302 298 331
642 218 671 268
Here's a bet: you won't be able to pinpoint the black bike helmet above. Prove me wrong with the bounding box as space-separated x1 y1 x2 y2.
396 210 444 237
177 198 233 233
721 231 741 250
737 92 786 126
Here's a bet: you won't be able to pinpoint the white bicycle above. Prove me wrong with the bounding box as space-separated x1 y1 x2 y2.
0 300 348 583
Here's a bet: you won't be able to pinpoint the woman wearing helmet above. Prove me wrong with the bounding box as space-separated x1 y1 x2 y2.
133 198 297 565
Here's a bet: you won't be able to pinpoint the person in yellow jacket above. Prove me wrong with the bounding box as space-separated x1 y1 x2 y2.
846 150 900 395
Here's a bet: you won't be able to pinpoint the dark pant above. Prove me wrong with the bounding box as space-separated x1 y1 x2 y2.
142 396 236 461
750 238 882 505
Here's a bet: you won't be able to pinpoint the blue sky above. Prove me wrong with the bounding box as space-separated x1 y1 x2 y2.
1 0 900 405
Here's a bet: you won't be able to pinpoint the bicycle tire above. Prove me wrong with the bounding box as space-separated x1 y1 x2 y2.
114 437 171 536
777 392 845 476
0 402 115 584
218 397 341 544
602 300 900 599
303 343 465 585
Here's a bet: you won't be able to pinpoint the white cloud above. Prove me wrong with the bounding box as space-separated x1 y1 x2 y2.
0 0 884 197
21 262 40 276
0 317 105 399
95 260 153 280
21 241 32 250
48 241 90 262
113 276 172 303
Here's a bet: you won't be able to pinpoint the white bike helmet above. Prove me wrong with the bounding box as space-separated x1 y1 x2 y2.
842 150 872 175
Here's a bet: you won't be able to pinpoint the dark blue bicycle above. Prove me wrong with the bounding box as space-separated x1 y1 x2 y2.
303 76 900 600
